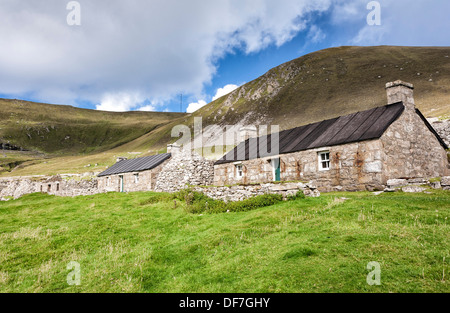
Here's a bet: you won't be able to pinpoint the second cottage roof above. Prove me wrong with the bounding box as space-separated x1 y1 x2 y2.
98 153 171 177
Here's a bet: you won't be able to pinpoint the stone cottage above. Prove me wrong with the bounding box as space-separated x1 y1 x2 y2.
98 153 172 193
214 81 449 192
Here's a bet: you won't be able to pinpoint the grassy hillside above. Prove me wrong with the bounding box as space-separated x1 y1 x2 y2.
0 191 448 293
197 46 450 129
0 98 186 155
1 46 449 176
0 99 186 175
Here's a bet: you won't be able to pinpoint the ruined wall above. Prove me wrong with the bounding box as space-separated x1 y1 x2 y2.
155 150 214 193
381 110 449 180
97 161 168 193
0 175 99 200
214 139 386 192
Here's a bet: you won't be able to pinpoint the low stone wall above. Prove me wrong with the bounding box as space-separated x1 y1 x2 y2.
0 175 99 200
385 177 450 192
190 181 320 202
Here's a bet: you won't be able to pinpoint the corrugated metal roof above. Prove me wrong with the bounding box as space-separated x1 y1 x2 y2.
98 153 171 177
215 102 406 165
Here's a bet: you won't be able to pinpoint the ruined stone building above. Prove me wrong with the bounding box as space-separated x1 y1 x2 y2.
214 81 449 192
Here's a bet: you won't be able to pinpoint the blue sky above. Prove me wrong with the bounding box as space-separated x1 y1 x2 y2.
0 0 448 113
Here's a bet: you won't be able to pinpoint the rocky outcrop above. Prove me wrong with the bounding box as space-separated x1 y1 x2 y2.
154 149 214 193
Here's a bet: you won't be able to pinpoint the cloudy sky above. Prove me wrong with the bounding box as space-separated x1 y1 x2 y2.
0 0 448 113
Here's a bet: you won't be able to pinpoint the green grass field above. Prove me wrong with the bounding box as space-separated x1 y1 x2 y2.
0 191 448 293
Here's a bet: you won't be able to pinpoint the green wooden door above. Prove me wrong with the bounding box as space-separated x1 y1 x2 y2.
272 158 281 182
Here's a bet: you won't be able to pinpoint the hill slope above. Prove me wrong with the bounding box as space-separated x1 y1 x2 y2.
199 45 450 129
0 99 186 154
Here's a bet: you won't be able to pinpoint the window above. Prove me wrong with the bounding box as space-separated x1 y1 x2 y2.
134 173 140 184
106 177 111 187
319 152 330 171
235 164 244 178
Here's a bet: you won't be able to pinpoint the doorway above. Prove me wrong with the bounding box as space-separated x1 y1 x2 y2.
270 158 281 182
119 175 124 192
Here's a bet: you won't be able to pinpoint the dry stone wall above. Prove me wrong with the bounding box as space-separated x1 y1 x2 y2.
191 182 320 202
385 177 450 192
0 175 99 200
155 150 214 193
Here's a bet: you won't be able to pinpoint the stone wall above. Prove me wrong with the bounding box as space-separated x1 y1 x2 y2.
190 182 320 202
381 109 449 180
214 139 386 192
430 118 450 148
155 150 214 193
0 175 99 200
385 177 450 192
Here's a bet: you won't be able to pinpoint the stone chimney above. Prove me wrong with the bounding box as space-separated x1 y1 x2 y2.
116 157 128 163
167 143 181 156
386 80 415 111
240 126 258 142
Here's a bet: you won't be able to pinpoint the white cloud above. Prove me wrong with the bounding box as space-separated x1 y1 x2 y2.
138 105 157 112
307 25 326 43
186 100 208 114
0 0 334 108
187 83 240 113
212 84 240 101
96 92 144 112
331 0 366 24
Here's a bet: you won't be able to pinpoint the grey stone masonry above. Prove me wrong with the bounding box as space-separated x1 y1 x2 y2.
154 148 215 193
384 177 450 192
0 175 99 200
191 181 320 202
429 118 450 147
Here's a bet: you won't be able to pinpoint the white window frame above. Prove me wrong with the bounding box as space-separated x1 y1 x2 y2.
235 164 244 179
318 151 331 171
134 173 140 184
106 177 111 187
